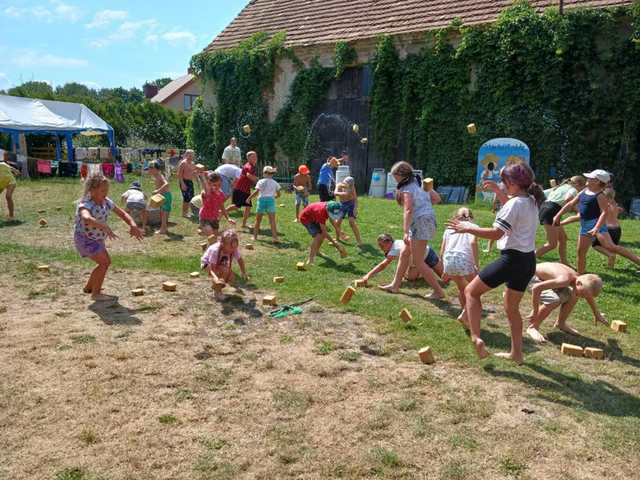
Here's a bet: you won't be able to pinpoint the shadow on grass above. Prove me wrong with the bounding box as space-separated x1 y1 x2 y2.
162 232 185 242
318 256 365 275
221 291 262 319
484 363 640 417
89 301 142 326
0 219 24 229
473 329 541 354
357 243 382 259
546 330 640 370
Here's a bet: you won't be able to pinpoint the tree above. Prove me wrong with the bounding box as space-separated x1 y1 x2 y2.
150 77 173 89
55 82 97 99
7 81 54 100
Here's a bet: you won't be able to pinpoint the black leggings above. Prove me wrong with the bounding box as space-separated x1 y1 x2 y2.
479 249 536 293
318 184 334 202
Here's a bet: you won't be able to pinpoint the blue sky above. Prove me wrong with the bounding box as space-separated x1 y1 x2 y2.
0 0 248 90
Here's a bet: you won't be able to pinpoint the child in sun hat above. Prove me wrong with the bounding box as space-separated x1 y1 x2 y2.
120 180 148 231
293 164 312 222
247 165 281 243
554 169 640 273
75 174 144 301
299 200 346 264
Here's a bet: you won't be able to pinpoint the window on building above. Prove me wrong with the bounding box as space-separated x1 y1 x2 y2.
183 94 199 111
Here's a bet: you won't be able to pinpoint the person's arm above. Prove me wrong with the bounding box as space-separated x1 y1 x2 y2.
429 189 442 205
153 177 169 194
320 222 340 249
113 204 144 240
530 277 571 318
445 219 504 241
584 294 608 326
589 195 609 236
483 180 508 206
220 201 235 225
237 257 248 280
553 194 580 225
363 257 394 282
471 237 479 271
246 172 259 184
275 183 282 199
79 207 117 240
559 214 580 226
439 235 447 259
402 192 413 245
177 162 186 190
247 188 259 202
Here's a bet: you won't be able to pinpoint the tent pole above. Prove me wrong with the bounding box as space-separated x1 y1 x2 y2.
65 134 75 162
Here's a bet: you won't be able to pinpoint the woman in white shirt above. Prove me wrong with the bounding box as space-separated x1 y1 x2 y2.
446 163 544 364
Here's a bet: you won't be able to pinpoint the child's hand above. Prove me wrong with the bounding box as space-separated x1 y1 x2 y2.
587 227 597 237
228 218 236 225
403 233 410 245
129 225 144 241
445 219 466 233
552 215 561 226
482 180 499 193
103 225 118 240
594 312 608 326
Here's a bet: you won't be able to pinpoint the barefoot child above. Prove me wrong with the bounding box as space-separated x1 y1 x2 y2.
120 181 148 231
75 174 144 301
591 187 624 268
526 262 606 343
201 229 248 300
247 166 281 243
148 160 171 235
359 233 443 286
293 164 312 222
446 163 544 364
334 176 363 245
379 162 445 299
554 170 640 274
0 155 19 220
199 171 235 237
440 207 479 326
299 201 346 264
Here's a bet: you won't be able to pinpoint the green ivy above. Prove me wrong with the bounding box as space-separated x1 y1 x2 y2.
185 97 216 167
334 41 358 78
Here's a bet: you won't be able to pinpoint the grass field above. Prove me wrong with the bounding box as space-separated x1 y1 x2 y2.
1 175 639 479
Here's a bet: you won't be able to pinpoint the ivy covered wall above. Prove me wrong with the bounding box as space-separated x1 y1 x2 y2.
190 1 640 202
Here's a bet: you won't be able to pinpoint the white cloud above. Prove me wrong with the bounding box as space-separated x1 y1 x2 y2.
4 6 22 17
0 73 9 86
13 50 88 68
161 31 197 48
2 1 82 23
86 9 128 29
51 0 82 23
90 19 158 48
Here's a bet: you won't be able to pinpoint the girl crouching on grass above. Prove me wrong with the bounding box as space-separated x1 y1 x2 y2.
201 229 248 300
75 174 144 301
440 207 479 326
446 164 544 364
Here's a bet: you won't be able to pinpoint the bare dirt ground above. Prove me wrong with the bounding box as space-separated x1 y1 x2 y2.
1 255 638 480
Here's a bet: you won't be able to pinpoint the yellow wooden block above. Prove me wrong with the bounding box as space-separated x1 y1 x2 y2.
467 123 477 135
37 209 46 214
245 244 255 250
354 279 367 288
200 242 209 252
263 295 277 306
611 321 627 333
279 204 285 208
584 347 605 360
55 207 62 211
207 234 217 246
162 281 177 292
212 280 225 292
38 218 48 227
149 194 165 209
400 308 413 323
422 178 434 192
131 288 145 297
341 287 356 305
37 265 50 273
419 347 435 364
296 262 306 271
195 163 205 170
190 272 200 278
338 247 348 258
561 343 584 358
273 276 285 284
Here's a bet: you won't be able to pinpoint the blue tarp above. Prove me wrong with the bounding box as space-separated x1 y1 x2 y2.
437 186 470 204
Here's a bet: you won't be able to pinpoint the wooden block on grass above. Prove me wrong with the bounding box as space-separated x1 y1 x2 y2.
296 262 306 271
419 347 435 364
162 281 177 292
279 204 285 208
212 280 225 292
354 279 367 288
207 234 217 246
263 295 277 306
190 272 200 278
400 308 413 323
339 248 348 258
37 209 46 214
584 347 605 360
38 218 48 227
245 244 255 250
273 276 285 284
55 206 62 211
131 288 145 297
341 287 356 304
37 265 50 273
611 321 627 333
422 178 434 192
561 343 584 357
149 194 165 209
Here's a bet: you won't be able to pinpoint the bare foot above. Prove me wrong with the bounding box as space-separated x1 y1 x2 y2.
457 311 469 329
472 338 489 359
608 255 616 268
273 238 281 244
92 293 118 302
306 259 314 265
554 322 580 336
378 284 399 294
494 352 523 365
526 326 547 343
426 292 446 300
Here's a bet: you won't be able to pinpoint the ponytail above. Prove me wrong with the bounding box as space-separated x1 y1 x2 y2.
528 182 545 207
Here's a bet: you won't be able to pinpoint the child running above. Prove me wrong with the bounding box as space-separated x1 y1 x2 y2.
299 201 346 264
334 176 363 245
120 181 148 231
359 233 443 286
591 188 624 268
379 161 445 299
526 262 606 343
553 169 640 274
441 207 479 326
247 166 281 243
199 171 235 237
74 174 144 301
0 154 19 220
201 229 248 300
293 164 312 222
446 163 544 364
148 160 171 235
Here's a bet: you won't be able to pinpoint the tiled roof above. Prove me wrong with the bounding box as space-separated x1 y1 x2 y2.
205 0 632 51
151 74 197 104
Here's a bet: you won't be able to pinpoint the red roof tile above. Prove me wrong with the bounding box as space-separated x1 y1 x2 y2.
205 0 632 52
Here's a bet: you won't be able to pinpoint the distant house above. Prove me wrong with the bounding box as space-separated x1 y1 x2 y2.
151 73 201 113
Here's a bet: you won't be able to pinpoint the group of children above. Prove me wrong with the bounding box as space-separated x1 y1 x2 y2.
66 152 637 364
